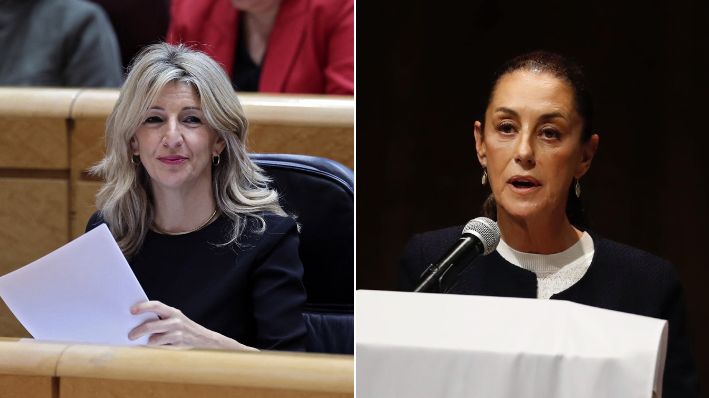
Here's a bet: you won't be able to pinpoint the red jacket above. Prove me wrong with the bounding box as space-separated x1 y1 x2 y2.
167 0 353 95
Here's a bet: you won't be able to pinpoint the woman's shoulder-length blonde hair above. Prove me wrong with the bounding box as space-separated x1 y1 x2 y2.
91 42 285 258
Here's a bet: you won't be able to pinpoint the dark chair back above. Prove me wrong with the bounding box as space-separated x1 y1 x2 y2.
251 154 354 354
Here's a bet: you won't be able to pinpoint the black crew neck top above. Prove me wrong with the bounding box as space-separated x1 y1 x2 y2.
87 212 306 351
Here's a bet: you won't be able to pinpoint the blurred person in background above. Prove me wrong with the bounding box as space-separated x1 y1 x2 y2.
167 0 353 95
0 0 122 87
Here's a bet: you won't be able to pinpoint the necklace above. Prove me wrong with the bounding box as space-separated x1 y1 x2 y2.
152 209 218 236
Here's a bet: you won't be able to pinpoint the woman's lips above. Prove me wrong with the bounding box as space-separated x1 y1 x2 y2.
158 156 188 165
507 175 541 193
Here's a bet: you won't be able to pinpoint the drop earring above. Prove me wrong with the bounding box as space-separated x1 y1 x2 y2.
481 169 488 185
575 179 581 198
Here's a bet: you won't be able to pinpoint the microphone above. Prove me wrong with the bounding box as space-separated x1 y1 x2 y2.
414 217 500 293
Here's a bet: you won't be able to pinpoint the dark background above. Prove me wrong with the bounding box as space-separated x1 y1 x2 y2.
356 0 709 392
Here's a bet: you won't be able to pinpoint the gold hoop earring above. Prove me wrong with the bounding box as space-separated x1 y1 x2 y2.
131 154 140 165
212 155 221 166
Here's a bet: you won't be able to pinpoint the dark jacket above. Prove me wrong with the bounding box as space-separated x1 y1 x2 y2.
400 225 699 398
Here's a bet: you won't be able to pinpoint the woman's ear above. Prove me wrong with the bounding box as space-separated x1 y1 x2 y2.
213 136 226 155
576 133 599 178
130 136 139 154
474 121 487 168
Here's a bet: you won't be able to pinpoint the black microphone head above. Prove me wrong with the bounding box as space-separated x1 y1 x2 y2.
463 217 500 255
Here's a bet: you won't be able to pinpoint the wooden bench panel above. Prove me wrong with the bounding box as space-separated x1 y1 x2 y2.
0 339 352 398
57 344 353 398
247 124 353 169
72 181 102 239
61 378 350 398
0 339 65 398
0 374 55 398
0 178 69 337
0 88 77 170
0 178 69 270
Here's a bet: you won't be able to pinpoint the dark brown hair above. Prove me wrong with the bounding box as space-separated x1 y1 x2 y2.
479 51 593 228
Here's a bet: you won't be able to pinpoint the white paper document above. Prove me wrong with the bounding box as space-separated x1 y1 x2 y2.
0 224 156 345
357 290 668 398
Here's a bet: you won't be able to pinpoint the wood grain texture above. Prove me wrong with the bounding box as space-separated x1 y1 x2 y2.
239 93 354 127
57 345 353 394
69 90 354 127
60 377 351 398
0 117 69 169
0 375 56 398
0 178 69 271
0 339 68 375
247 124 353 168
0 88 78 117
0 301 30 338
0 88 76 170
0 178 69 337
71 181 102 239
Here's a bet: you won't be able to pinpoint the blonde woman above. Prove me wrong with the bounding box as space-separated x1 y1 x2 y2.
86 43 306 351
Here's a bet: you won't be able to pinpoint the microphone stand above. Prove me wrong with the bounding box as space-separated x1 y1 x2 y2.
413 235 479 293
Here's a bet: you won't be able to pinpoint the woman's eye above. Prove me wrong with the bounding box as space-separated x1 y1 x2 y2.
541 128 561 140
144 116 162 124
497 122 516 134
184 116 202 124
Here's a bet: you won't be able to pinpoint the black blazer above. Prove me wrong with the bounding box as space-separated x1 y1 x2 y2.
87 212 307 351
400 226 699 398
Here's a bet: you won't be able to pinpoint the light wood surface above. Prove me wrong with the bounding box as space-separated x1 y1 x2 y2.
0 339 67 376
0 88 78 118
60 378 350 398
0 375 56 398
247 124 353 169
57 345 353 393
0 88 77 170
0 339 352 398
72 180 102 239
0 178 69 271
0 178 69 338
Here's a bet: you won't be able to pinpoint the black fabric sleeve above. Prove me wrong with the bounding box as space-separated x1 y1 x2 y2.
250 216 307 351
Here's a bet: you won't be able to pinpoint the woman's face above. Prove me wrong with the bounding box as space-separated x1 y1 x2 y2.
474 70 598 223
131 81 225 195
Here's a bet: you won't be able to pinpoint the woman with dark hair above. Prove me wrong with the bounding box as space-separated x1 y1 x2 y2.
399 51 698 397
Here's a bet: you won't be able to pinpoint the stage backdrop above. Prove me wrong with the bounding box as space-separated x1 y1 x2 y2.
356 0 709 393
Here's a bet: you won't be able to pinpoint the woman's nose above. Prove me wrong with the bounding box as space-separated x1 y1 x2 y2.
162 119 184 148
514 133 535 167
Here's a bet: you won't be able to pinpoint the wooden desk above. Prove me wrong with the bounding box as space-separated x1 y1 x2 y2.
0 339 353 398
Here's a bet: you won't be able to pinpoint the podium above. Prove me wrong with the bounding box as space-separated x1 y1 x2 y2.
356 290 667 398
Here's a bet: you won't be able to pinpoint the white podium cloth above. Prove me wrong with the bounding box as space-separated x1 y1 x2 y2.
356 290 667 398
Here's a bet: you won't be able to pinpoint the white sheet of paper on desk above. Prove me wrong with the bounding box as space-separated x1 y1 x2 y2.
0 224 156 345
